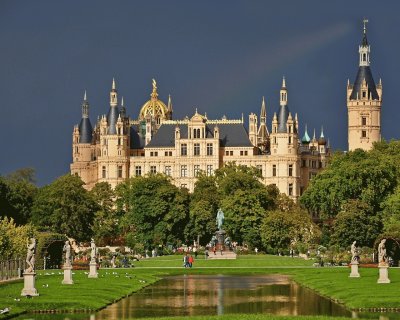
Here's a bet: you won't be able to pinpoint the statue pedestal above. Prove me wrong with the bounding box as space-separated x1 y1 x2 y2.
216 230 226 250
377 264 390 284
21 272 39 296
88 261 98 278
62 266 74 285
349 261 360 278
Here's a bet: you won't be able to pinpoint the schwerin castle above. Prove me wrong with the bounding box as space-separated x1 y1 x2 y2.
71 23 382 200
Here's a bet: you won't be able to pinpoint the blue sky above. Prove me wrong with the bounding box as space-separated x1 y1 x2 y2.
0 0 399 185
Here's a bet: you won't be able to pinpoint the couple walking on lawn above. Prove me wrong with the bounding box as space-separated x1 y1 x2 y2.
183 253 194 268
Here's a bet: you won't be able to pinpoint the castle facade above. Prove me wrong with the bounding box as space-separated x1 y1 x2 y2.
71 23 381 198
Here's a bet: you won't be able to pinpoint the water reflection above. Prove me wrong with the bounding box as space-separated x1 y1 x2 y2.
14 275 400 320
95 274 350 319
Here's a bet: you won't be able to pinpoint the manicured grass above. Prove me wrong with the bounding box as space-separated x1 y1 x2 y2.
1 254 399 319
0 269 159 319
134 254 315 268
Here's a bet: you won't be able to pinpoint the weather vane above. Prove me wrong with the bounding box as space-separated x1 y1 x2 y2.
363 18 369 34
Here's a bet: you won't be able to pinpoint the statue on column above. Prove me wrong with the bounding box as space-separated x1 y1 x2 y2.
216 208 225 231
25 238 36 273
90 238 97 263
378 239 387 265
63 240 72 267
351 241 359 262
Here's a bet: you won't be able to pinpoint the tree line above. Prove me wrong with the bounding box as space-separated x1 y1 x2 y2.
2 140 400 259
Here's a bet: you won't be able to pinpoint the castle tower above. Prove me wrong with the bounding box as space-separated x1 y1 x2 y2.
107 78 119 134
270 77 298 155
70 91 97 189
347 19 382 151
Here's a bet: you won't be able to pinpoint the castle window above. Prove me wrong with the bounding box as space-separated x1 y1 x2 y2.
301 160 306 168
225 150 229 156
194 143 200 156
363 53 366 61
181 144 187 156
362 91 366 98
75 146 78 154
135 166 142 176
194 165 200 177
118 138 121 145
245 151 248 156
240 151 243 156
274 137 277 144
102 166 106 178
165 166 171 176
288 183 293 196
288 164 293 177
289 126 292 133
272 165 277 177
169 151 172 156
150 166 157 174
117 165 123 178
118 128 121 135
362 130 367 138
181 165 187 177
206 165 213 176
288 136 292 144
362 117 367 126
207 143 213 156
193 128 201 139
165 151 168 156
230 151 233 156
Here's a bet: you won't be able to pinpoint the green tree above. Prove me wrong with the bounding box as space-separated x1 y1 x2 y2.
185 174 220 245
0 217 36 259
117 174 189 249
301 145 398 219
31 174 97 241
6 168 38 224
261 206 321 251
381 187 400 237
330 199 382 247
90 182 120 245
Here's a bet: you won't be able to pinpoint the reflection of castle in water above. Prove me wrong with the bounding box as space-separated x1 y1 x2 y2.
94 275 350 319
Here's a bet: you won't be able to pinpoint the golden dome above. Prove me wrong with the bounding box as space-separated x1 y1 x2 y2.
139 79 169 121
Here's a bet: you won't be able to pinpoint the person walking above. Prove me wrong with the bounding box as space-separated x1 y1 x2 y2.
188 255 194 268
183 254 189 268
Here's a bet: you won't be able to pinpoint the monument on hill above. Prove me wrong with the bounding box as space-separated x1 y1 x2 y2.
21 238 39 296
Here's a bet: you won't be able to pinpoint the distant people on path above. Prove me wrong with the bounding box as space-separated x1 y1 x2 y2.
111 255 116 268
205 249 209 260
290 249 294 258
151 249 156 257
188 255 194 268
183 254 190 268
255 247 258 255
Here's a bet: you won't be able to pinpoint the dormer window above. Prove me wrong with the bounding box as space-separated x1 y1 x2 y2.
362 91 366 98
193 128 201 138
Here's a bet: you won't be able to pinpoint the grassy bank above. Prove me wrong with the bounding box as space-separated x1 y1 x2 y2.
1 254 399 319
0 269 159 319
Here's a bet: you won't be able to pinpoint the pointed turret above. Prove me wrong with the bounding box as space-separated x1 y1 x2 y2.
277 77 290 133
257 96 269 150
78 91 93 143
107 78 119 134
301 124 311 144
120 96 126 118
349 19 379 100
318 126 326 145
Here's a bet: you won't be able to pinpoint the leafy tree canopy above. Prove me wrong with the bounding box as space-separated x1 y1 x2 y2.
31 174 97 241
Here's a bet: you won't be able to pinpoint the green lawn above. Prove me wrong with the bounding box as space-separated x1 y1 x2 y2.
1 254 399 319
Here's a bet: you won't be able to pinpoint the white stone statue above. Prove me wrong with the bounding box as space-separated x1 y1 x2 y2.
378 239 387 265
216 208 224 231
25 238 36 273
90 238 97 263
63 240 72 267
351 241 359 262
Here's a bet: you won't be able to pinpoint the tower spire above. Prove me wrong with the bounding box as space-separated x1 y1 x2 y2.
82 90 89 118
84 90 87 101
359 18 370 66
260 96 266 124
110 78 118 107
